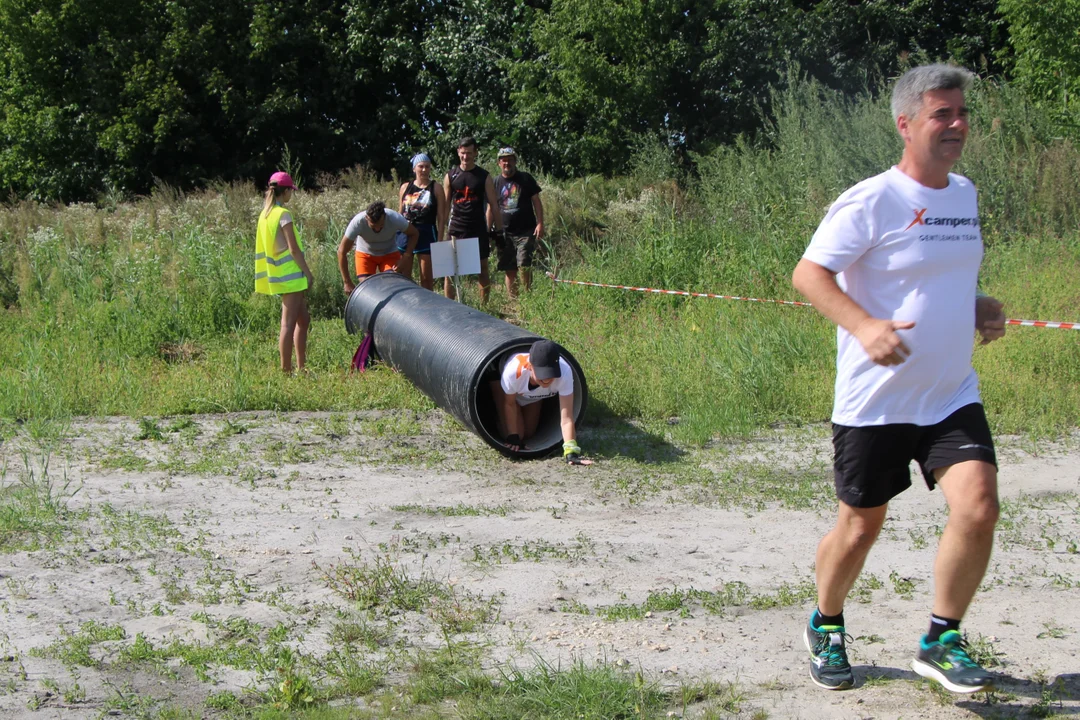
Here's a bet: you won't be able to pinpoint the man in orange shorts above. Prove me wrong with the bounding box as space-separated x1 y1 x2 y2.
338 200 421 294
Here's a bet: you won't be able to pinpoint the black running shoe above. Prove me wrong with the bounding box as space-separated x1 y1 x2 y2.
804 616 854 690
911 630 994 694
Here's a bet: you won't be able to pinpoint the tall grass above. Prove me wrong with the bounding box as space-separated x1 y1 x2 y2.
1 74 1078 443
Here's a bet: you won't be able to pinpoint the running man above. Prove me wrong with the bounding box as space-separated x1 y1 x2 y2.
442 136 504 302
338 201 420 294
493 147 544 297
791 64 1007 693
492 340 590 465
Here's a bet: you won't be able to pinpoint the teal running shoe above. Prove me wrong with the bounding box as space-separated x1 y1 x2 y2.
804 617 854 690
911 630 994 693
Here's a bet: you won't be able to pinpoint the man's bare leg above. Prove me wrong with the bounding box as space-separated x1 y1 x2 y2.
479 258 491 304
931 461 998 619
909 460 998 694
505 269 518 298
815 502 888 615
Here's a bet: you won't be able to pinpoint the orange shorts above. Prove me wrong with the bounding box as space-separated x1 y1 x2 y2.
356 251 401 276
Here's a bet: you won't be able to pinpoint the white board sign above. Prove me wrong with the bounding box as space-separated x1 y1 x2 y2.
431 237 481 278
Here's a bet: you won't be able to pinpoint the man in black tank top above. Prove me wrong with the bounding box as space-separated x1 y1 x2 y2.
441 136 504 302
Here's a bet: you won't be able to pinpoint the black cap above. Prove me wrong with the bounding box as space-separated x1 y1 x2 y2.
529 340 562 380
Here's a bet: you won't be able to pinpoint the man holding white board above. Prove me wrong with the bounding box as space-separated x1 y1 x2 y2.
442 136 504 303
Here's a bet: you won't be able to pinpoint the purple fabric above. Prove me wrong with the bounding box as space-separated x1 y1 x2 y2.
351 334 374 373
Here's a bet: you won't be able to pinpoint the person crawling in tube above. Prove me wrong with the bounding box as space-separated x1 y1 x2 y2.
493 340 591 465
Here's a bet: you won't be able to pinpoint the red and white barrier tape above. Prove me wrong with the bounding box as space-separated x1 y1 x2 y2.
1004 319 1078 330
545 272 1080 331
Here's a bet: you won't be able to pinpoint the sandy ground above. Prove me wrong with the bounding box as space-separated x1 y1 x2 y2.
1 411 1079 719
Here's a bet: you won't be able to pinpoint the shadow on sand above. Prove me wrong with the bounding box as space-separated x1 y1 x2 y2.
581 399 686 465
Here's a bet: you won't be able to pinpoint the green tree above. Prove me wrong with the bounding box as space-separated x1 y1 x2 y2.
999 0 1080 118
509 0 1008 176
0 0 452 199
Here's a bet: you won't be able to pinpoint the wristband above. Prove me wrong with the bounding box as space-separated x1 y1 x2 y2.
563 441 581 457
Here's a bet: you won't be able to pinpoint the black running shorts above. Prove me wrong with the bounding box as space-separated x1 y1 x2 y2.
832 403 997 508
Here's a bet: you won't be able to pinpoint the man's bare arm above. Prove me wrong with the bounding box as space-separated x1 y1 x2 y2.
338 235 355 293
792 258 915 366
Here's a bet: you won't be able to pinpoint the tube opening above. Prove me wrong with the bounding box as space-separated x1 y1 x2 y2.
472 345 587 459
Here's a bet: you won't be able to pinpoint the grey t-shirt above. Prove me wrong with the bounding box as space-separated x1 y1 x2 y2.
344 210 409 255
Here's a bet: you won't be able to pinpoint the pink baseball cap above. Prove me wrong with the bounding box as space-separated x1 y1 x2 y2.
268 171 295 189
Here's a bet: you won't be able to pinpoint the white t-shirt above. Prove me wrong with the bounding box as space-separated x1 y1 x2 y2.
344 210 409 256
802 167 983 427
500 353 575 406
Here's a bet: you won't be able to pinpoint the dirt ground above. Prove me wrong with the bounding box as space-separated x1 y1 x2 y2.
1 411 1079 719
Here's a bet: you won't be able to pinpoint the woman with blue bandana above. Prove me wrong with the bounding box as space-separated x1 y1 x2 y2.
397 153 446 290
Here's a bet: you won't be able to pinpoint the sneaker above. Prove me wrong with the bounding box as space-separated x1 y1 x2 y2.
911 630 994 693
804 617 854 690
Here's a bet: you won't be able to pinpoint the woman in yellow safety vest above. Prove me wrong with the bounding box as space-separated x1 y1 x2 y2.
255 171 314 373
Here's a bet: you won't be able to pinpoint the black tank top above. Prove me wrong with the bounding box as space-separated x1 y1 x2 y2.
448 165 488 235
401 181 438 226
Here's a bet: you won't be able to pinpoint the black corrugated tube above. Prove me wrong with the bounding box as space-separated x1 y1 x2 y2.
344 272 588 459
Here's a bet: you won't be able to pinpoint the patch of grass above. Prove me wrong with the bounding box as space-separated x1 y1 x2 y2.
456 657 670 720
264 647 317 711
30 621 126 668
320 645 385 698
205 690 244 711
315 550 448 613
311 414 351 439
404 644 491 706
97 503 184 554
329 615 392 650
117 620 286 683
595 579 815 621
391 502 513 518
748 580 817 610
135 417 165 441
889 571 916 600
676 678 748 717
165 416 199 434
96 450 152 472
469 532 595 566
217 418 251 438
1037 622 1068 640
156 442 244 476
0 453 82 552
559 599 591 615
597 584 751 621
965 633 1005 669
850 573 883 603
359 413 424 438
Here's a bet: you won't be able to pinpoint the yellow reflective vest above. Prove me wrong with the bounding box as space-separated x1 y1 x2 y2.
255 204 308 295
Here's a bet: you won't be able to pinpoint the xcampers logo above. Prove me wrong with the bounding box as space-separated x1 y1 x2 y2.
904 207 981 242
904 207 981 231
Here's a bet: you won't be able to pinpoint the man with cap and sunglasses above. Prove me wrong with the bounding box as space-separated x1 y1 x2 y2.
493 147 544 297
493 340 590 464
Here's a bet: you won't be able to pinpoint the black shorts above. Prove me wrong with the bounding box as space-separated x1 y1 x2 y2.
832 403 997 508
